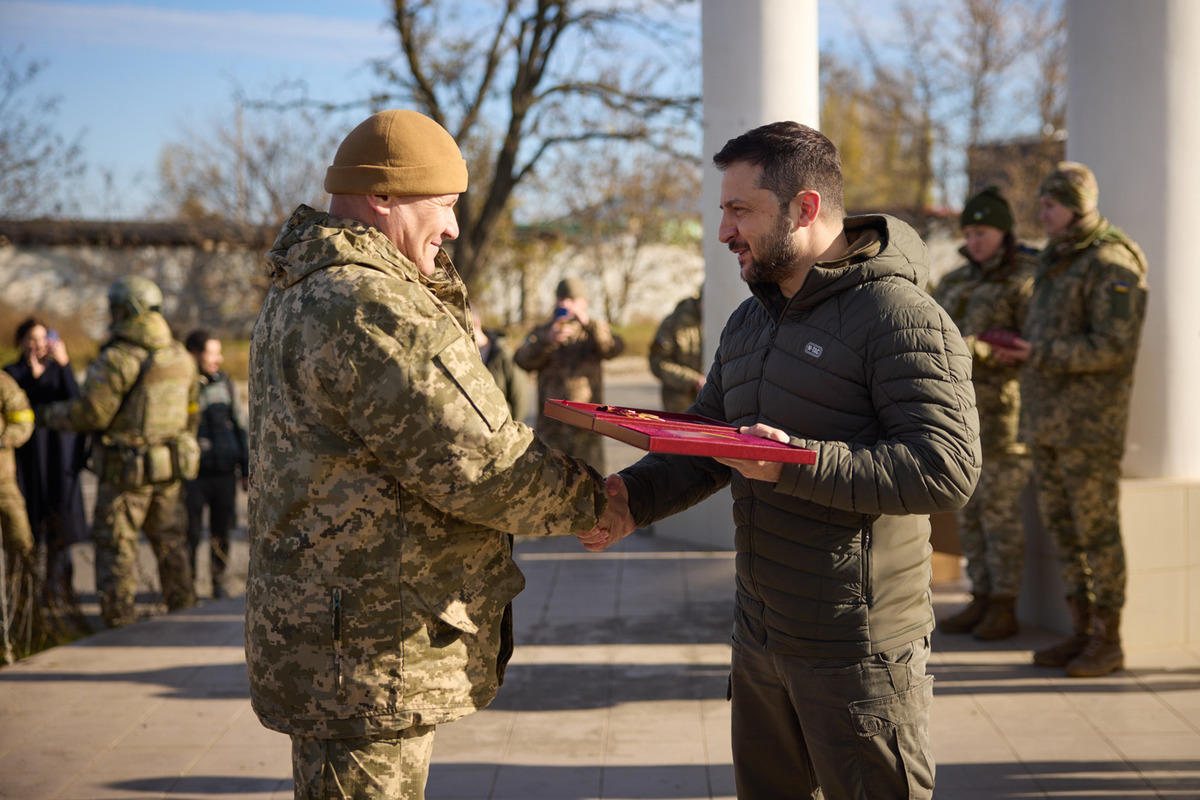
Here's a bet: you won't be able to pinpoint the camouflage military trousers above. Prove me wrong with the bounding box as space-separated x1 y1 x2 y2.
91 478 195 627
291 724 436 800
1030 445 1126 609
0 476 34 560
957 450 1030 597
537 417 606 474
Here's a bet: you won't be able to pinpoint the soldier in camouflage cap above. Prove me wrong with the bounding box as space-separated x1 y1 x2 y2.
245 109 619 800
932 186 1037 641
514 276 625 472
40 276 199 628
988 161 1148 678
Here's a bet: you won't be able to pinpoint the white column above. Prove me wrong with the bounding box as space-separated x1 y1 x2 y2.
1066 0 1200 479
655 0 819 548
1020 0 1200 647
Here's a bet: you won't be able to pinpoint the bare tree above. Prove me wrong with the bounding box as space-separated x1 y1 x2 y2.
557 144 702 325
156 94 341 226
1027 0 1067 137
257 0 701 289
826 0 1064 226
0 48 86 219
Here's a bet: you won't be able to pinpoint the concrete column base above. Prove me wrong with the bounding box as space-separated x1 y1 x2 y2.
1020 476 1200 648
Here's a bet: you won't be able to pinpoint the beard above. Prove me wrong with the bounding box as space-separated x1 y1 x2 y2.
737 211 802 285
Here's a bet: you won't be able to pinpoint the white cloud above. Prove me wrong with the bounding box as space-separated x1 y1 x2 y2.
1 1 396 64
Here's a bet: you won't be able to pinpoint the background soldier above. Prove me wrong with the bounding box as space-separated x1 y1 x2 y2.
991 162 1149 678
40 277 199 628
515 277 624 472
648 290 704 413
933 187 1037 641
0 371 35 662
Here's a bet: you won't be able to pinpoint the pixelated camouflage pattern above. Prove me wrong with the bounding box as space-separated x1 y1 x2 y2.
291 724 436 799
1019 215 1147 449
246 205 607 739
40 310 199 626
514 313 624 471
933 244 1037 597
1031 444 1126 608
953 451 1030 596
649 295 704 413
0 371 34 558
480 330 530 422
934 244 1036 457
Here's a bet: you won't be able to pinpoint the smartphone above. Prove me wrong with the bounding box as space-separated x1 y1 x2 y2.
553 307 570 321
47 329 60 343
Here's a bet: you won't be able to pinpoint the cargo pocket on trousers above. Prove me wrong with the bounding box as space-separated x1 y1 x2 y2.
849 675 935 797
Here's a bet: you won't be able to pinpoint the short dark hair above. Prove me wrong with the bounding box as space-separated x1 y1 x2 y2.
185 328 215 354
14 316 47 347
712 121 844 218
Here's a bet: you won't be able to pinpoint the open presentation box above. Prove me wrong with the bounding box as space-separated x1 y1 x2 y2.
544 400 817 464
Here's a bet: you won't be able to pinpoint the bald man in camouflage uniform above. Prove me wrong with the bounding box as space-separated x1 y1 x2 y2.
649 291 705 413
993 162 1148 678
246 110 616 800
41 277 199 628
933 187 1036 641
1 371 36 643
515 277 625 472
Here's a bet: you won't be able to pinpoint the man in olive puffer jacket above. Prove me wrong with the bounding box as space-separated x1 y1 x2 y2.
598 122 981 800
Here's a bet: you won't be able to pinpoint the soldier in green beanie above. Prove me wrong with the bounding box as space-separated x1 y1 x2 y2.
246 109 623 799
933 186 1037 642
988 161 1149 678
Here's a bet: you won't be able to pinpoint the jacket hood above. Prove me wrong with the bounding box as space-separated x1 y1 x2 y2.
110 310 174 351
751 214 929 316
266 204 461 290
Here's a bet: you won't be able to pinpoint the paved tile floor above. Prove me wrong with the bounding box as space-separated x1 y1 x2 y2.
2 363 1198 799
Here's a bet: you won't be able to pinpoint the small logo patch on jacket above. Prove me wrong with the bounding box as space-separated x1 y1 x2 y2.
805 342 824 358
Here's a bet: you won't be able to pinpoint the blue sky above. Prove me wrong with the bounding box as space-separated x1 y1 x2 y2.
2 0 864 219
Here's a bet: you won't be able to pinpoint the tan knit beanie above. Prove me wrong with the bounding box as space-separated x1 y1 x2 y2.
324 110 468 197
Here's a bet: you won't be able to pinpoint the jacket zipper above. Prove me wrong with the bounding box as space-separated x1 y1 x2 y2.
861 515 873 603
747 318 782 597
331 588 345 702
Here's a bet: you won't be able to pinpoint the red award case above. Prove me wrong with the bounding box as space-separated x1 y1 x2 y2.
543 400 817 464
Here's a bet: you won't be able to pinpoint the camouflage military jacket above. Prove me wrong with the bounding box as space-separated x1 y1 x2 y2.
933 245 1036 456
246 205 606 738
41 312 199 452
514 311 624 439
649 295 704 413
1019 215 1148 450
0 371 34 483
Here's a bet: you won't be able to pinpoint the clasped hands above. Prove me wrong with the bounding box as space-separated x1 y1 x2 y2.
573 422 791 552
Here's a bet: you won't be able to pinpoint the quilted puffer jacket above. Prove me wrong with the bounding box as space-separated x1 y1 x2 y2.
621 215 980 657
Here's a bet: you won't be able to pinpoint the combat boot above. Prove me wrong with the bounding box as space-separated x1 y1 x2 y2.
1033 596 1092 666
1066 607 1124 678
973 594 1019 641
939 593 989 634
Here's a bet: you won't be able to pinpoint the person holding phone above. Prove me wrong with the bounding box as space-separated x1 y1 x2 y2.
515 277 625 472
4 318 90 639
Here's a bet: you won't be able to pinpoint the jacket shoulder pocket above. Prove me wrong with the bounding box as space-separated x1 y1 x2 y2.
431 334 509 434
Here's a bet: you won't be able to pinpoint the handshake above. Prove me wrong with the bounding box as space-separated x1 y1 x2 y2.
575 474 636 552
571 422 794 552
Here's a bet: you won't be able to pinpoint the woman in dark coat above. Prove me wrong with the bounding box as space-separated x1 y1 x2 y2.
4 317 90 636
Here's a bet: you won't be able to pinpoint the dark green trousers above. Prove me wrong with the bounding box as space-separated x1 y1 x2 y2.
730 611 934 799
